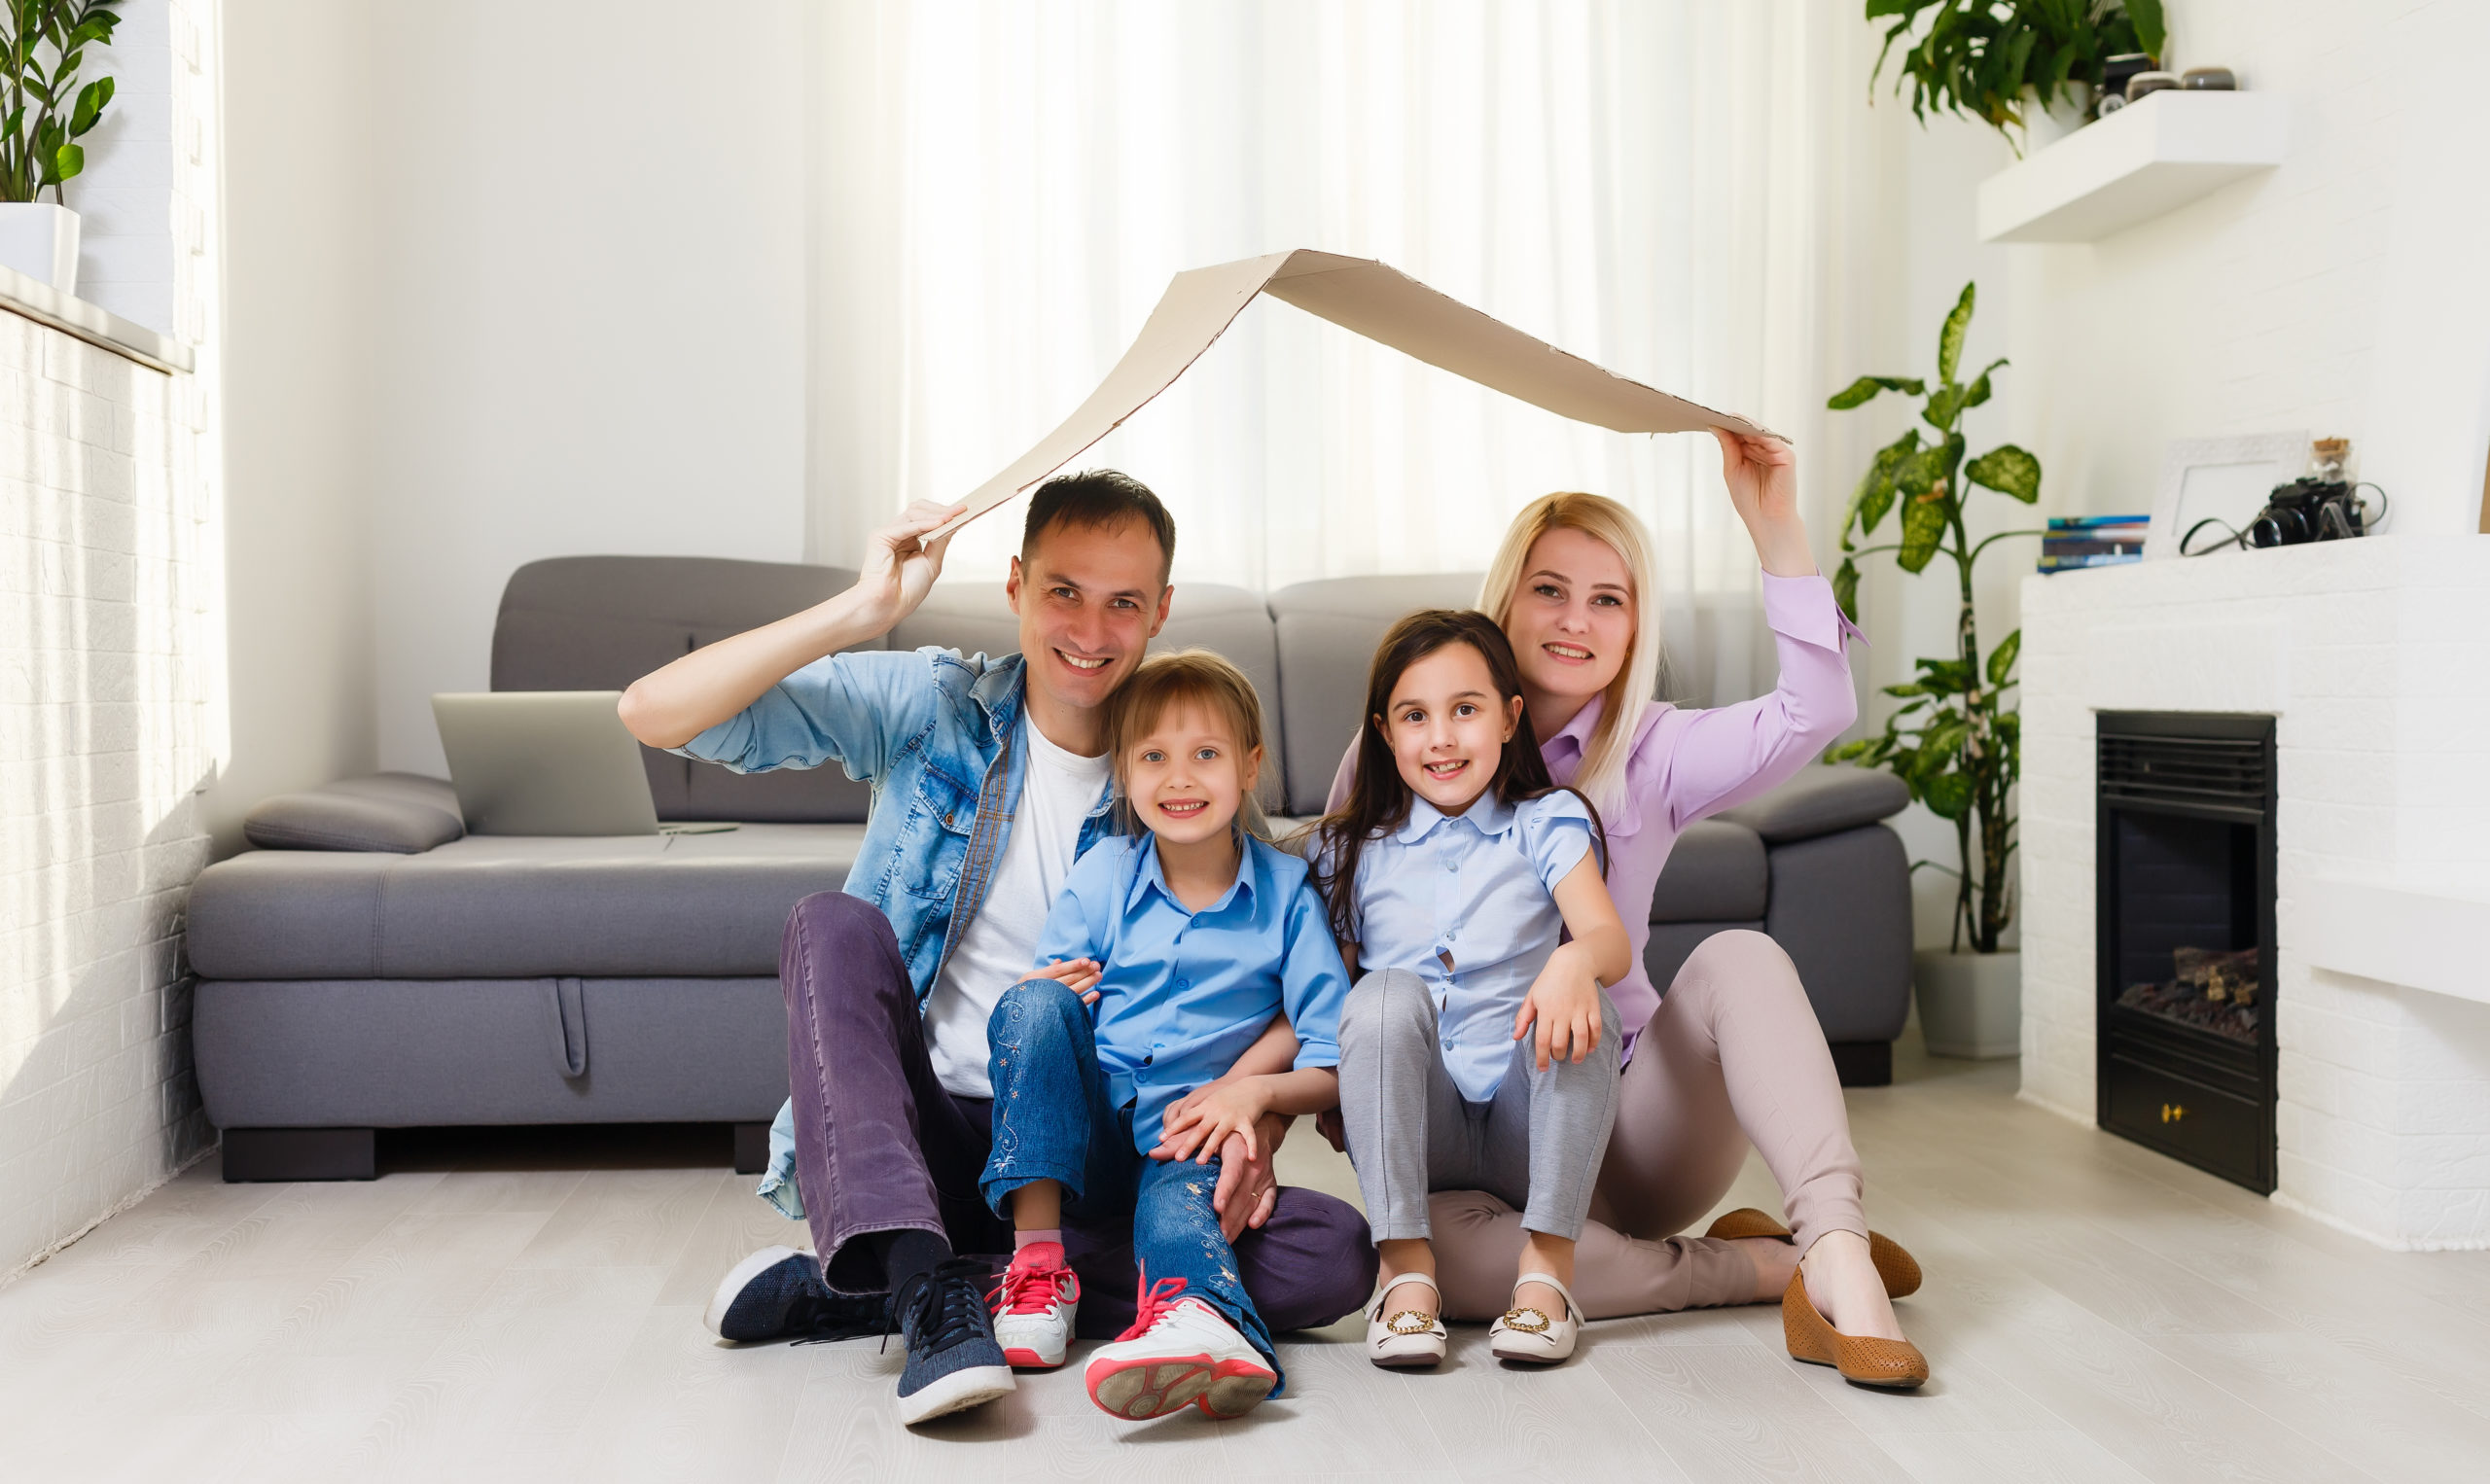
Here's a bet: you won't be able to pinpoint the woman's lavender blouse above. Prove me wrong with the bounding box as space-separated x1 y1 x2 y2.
1325 570 1860 1048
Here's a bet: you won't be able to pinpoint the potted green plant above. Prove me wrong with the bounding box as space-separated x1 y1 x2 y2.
1825 282 2043 1058
0 0 121 294
1866 0 2167 155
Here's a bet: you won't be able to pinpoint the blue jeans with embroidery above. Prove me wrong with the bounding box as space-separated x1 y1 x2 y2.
979 977 1280 1386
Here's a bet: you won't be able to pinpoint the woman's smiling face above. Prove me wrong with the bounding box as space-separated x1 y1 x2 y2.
1503 525 1634 710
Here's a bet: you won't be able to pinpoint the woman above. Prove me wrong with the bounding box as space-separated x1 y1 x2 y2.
1328 431 1925 1386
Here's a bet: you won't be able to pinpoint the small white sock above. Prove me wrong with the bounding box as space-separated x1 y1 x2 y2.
1014 1228 1064 1251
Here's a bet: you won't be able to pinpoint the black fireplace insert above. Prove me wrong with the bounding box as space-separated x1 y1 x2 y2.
2095 712 2277 1192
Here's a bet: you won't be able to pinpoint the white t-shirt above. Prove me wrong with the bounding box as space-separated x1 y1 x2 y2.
922 723 1113 1099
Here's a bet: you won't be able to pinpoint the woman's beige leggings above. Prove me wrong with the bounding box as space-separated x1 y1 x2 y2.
1424 929 1868 1321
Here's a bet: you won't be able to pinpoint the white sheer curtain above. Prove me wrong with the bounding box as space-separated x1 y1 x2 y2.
808 0 1901 701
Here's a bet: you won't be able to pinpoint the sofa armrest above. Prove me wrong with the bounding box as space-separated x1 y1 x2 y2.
1713 763 1907 845
243 772 465 854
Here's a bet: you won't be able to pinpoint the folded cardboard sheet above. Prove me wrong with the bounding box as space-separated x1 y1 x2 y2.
930 249 1768 540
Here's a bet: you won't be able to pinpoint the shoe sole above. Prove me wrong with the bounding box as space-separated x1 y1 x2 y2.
897 1363 1016 1426
1086 1355 1274 1420
1489 1338 1576 1364
1787 1348 1927 1390
704 1245 801 1342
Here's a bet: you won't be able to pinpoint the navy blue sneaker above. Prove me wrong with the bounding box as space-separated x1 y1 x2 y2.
704 1246 886 1345
889 1257 1015 1425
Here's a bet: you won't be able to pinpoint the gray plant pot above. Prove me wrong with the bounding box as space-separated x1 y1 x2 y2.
1913 948 2022 1059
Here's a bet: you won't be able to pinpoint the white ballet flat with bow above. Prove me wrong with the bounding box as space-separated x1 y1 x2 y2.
1489 1272 1582 1364
1365 1271 1448 1369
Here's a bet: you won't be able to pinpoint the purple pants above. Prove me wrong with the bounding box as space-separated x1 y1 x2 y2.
781 890 1376 1338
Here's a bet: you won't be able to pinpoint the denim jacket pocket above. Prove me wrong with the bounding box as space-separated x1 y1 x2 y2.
900 775 978 901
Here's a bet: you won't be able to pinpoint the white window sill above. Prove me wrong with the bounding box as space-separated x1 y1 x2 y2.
0 260 192 373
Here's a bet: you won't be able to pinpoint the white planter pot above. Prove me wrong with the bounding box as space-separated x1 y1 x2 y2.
0 202 80 295
1913 948 2022 1059
2012 89 2091 157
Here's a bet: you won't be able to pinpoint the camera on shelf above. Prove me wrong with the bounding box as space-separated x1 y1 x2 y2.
2181 437 2389 556
2248 477 2367 547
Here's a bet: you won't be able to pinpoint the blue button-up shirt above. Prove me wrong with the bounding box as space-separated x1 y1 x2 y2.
675 646 1120 1218
1036 832 1349 1154
1340 790 1596 1102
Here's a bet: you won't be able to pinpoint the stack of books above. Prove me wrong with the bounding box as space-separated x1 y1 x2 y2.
2039 514 2149 573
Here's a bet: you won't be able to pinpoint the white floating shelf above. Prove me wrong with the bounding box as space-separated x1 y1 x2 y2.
2301 879 2490 1009
1977 90 2285 244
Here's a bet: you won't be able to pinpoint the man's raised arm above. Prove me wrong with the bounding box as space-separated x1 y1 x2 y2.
618 500 965 750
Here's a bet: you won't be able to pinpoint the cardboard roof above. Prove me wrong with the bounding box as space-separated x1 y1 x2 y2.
928 248 1769 541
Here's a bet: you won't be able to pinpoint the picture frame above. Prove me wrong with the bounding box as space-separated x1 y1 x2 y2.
2147 432 2309 559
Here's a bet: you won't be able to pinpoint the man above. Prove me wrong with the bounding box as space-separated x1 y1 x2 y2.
618 471 1374 1425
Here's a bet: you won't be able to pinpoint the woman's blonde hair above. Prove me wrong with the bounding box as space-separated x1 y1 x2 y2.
1476 492 1661 819
1101 649 1269 840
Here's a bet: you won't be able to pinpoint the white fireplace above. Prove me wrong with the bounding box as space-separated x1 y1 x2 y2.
2018 535 2490 1250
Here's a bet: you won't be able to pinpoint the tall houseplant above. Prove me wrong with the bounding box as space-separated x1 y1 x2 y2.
0 0 120 293
1826 282 2041 965
1867 0 2167 153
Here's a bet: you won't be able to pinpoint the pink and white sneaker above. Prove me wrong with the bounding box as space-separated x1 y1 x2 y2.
1084 1275 1275 1421
988 1241 1079 1369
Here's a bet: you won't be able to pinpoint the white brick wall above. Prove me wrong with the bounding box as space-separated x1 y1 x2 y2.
2004 1 2490 544
78 0 217 340
0 321 215 1277
0 0 219 1279
2020 539 2490 1250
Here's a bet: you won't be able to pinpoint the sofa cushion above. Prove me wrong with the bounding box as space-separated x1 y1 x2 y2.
893 578 1289 812
1714 763 1908 843
1761 824 1912 1042
186 823 866 980
493 556 876 823
1647 818 1769 922
242 773 467 854
195 976 789 1129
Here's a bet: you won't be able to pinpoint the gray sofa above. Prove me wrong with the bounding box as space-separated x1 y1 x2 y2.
188 556 1909 1181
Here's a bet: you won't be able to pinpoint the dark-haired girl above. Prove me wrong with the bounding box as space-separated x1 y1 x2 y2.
1312 610 1632 1368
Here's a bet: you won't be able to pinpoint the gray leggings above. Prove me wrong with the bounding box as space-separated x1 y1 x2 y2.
1337 968 1622 1243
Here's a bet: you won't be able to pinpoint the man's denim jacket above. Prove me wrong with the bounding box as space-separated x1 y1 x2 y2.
674 645 1118 1218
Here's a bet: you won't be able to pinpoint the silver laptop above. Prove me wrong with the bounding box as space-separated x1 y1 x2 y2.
432 690 665 836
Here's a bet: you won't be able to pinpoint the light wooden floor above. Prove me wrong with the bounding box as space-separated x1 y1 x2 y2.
6 1028 2487 1484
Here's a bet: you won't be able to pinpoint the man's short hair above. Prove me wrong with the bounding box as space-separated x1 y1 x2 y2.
1021 469 1175 583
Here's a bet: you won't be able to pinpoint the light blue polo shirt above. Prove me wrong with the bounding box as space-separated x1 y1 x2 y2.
1034 832 1349 1154
1338 790 1597 1102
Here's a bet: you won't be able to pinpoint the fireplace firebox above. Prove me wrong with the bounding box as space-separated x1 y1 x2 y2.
2095 713 2277 1192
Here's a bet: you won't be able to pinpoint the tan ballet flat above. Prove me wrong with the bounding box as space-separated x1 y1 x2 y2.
1365 1271 1447 1369
1781 1271 1928 1389
1705 1208 1922 1298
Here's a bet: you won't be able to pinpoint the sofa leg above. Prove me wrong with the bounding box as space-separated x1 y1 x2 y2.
731 1121 770 1176
1829 1042 1892 1088
222 1127 376 1183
